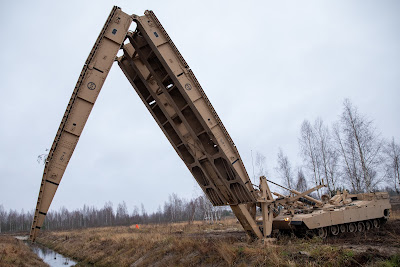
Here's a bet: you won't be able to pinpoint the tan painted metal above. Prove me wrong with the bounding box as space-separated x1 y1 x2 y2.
118 11 256 206
259 177 274 238
117 11 261 237
272 190 391 236
30 6 132 241
266 179 324 206
30 6 392 242
254 179 391 239
30 7 262 241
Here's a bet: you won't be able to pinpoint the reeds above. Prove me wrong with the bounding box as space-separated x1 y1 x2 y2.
0 235 47 267
35 216 400 267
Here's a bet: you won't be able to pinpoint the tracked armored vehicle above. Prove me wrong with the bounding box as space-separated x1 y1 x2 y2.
272 190 391 238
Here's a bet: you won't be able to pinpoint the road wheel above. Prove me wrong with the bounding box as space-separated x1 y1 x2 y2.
365 220 372 231
316 227 327 238
357 222 365 232
373 219 380 228
384 209 390 219
330 225 339 236
348 223 356 233
306 230 315 238
339 224 346 233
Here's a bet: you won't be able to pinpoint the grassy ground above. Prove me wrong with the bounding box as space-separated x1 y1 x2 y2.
35 214 400 267
0 235 48 267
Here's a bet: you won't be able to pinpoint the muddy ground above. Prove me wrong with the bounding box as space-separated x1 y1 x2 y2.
0 235 47 267
187 218 400 261
33 215 400 267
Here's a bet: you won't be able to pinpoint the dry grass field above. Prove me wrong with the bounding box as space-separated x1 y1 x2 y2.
0 235 47 267
35 212 400 267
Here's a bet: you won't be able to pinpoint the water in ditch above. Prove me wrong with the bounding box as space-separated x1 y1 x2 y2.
16 236 77 267
30 242 77 267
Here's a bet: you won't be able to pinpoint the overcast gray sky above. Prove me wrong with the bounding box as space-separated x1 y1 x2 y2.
0 1 399 214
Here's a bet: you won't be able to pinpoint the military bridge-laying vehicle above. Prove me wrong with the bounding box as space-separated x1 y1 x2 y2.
30 6 391 242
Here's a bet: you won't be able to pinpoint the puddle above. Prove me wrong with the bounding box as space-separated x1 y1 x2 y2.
16 236 77 267
30 242 77 266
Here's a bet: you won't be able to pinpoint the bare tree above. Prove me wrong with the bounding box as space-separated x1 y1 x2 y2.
1 193 234 233
37 148 49 165
255 151 268 178
383 137 400 193
295 168 308 192
333 122 358 192
299 120 322 197
116 201 129 225
141 203 148 223
131 205 140 223
188 199 197 224
103 201 114 226
333 99 384 192
313 118 339 194
326 145 340 193
0 205 5 233
275 148 294 191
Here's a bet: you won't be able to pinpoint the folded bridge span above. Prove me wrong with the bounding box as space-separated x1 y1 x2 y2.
30 6 263 241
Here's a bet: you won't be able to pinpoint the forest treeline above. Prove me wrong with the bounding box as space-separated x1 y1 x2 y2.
0 193 228 233
271 99 400 197
2 99 398 234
